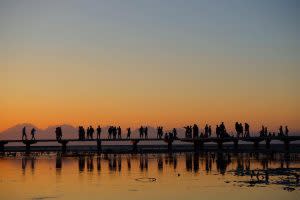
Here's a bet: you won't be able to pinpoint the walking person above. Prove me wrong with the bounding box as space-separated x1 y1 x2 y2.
126 128 131 139
22 126 27 140
31 128 36 140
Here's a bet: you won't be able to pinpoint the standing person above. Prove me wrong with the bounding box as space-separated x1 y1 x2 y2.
193 124 199 138
97 126 101 139
245 123 250 137
22 127 27 140
216 125 220 138
90 126 94 139
240 123 244 137
113 126 117 139
285 126 289 136
82 126 86 140
78 126 82 140
144 127 148 139
139 126 144 138
157 127 161 139
31 128 36 140
235 122 240 138
264 127 268 137
208 126 212 137
126 128 131 139
55 127 62 140
108 126 112 139
173 128 177 139
86 127 90 139
117 126 122 139
204 124 209 137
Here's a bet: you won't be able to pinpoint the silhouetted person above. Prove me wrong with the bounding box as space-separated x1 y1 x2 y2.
173 128 177 139
22 127 27 140
144 127 148 138
86 127 90 139
90 126 94 139
219 122 227 138
264 127 268 136
108 126 112 139
126 128 131 139
31 128 36 140
235 122 240 137
112 126 117 139
157 126 163 139
55 127 62 140
193 124 199 138
285 126 289 136
216 125 220 138
208 125 212 137
279 126 284 136
139 126 144 138
245 123 250 137
117 126 122 139
204 124 209 138
240 123 244 137
97 126 101 139
260 126 265 137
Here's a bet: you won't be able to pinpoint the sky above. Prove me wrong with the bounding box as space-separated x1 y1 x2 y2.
0 0 299 133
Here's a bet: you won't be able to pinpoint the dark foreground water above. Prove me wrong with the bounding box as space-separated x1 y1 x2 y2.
0 152 299 200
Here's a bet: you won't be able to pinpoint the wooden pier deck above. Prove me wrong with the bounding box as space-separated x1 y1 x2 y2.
0 136 299 153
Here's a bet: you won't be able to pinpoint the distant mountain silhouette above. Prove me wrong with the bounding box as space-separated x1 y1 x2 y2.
0 124 186 140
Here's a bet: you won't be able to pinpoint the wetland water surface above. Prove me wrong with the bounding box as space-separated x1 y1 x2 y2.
0 152 299 200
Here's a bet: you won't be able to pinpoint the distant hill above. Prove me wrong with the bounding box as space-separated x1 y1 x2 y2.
0 123 185 140
1 124 298 140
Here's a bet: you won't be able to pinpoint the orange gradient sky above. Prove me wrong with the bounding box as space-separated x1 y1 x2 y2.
0 1 299 132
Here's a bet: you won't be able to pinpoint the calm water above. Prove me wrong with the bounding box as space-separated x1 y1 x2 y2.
0 152 299 200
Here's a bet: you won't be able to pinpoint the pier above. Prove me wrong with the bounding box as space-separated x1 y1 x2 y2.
0 136 299 153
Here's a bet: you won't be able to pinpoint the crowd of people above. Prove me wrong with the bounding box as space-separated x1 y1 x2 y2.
259 125 289 137
20 123 291 140
139 126 148 138
215 122 231 138
108 126 122 139
235 122 250 138
22 127 36 141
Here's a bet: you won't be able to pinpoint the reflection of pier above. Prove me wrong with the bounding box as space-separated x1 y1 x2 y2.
1 136 299 153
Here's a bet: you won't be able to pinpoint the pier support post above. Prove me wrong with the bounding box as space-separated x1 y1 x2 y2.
234 140 238 149
97 140 102 152
23 140 37 154
217 141 223 149
266 139 271 149
26 143 31 153
254 141 259 149
193 141 203 152
58 140 69 153
131 140 139 152
167 141 173 152
0 142 7 152
284 140 290 150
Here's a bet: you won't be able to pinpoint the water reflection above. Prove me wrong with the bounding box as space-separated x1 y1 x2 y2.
18 152 300 191
21 156 36 175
